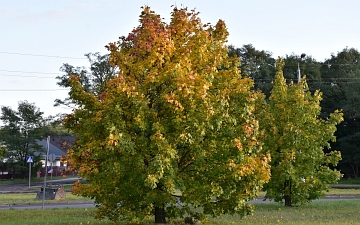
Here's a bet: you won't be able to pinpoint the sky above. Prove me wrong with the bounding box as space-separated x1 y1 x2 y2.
1 0 359 118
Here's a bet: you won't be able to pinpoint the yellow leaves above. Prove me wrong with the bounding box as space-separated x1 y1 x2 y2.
134 114 146 130
228 159 236 170
93 111 103 122
164 92 184 110
210 182 224 196
107 132 123 147
145 174 159 189
234 138 243 151
150 131 165 142
228 153 271 184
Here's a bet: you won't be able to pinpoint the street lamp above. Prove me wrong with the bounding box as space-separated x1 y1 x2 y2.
297 53 306 83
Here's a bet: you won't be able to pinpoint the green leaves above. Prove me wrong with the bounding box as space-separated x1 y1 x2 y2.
261 58 343 206
0 101 45 179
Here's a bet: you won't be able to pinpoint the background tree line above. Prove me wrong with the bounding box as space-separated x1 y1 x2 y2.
229 44 360 178
2 45 357 180
0 52 114 179
0 102 71 179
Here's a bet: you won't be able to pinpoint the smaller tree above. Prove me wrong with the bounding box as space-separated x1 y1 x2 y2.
261 58 343 206
0 101 44 178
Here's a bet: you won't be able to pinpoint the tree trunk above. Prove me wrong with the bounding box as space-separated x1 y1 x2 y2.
155 204 166 224
284 179 292 207
284 194 292 207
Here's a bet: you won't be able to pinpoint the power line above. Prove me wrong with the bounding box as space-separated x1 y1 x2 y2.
0 89 68 92
0 69 60 75
0 74 56 79
0 51 86 59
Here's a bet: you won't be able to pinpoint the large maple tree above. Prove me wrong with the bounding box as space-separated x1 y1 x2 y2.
64 6 270 224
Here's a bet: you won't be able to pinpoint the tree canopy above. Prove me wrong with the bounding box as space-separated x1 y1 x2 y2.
260 59 343 206
0 101 45 178
319 47 360 178
64 6 270 224
0 145 6 161
55 52 117 108
228 44 275 97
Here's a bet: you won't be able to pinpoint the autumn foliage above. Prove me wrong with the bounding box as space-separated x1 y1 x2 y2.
260 59 343 206
65 6 270 223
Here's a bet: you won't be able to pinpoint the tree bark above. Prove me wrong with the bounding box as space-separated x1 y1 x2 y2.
284 179 292 207
155 204 166 224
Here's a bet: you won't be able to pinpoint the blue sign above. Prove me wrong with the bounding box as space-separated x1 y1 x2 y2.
26 156 34 163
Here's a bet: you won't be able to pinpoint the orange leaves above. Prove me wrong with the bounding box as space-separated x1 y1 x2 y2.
71 181 84 194
227 154 271 183
243 123 254 136
212 19 229 42
234 138 243 151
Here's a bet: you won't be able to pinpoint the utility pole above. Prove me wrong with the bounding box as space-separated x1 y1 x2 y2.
297 53 306 83
42 136 50 209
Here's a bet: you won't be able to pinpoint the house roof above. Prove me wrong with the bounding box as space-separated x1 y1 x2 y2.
49 136 76 153
35 136 75 160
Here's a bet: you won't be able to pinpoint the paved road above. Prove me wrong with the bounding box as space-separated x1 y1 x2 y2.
0 178 80 193
249 195 360 204
1 180 359 210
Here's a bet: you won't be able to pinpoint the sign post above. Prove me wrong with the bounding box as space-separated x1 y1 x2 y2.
42 136 50 210
26 156 34 189
48 153 56 186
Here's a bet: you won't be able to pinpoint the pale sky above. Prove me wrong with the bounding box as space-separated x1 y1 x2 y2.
1 0 359 117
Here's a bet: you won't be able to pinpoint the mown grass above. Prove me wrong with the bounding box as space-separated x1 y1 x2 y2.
1 200 360 225
0 193 92 205
258 188 360 197
211 200 360 225
0 208 114 225
325 188 360 195
0 175 79 185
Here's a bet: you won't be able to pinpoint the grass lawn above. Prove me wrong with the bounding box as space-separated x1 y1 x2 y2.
0 200 360 225
0 192 92 205
212 200 360 225
258 187 360 197
0 175 79 185
0 208 114 225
